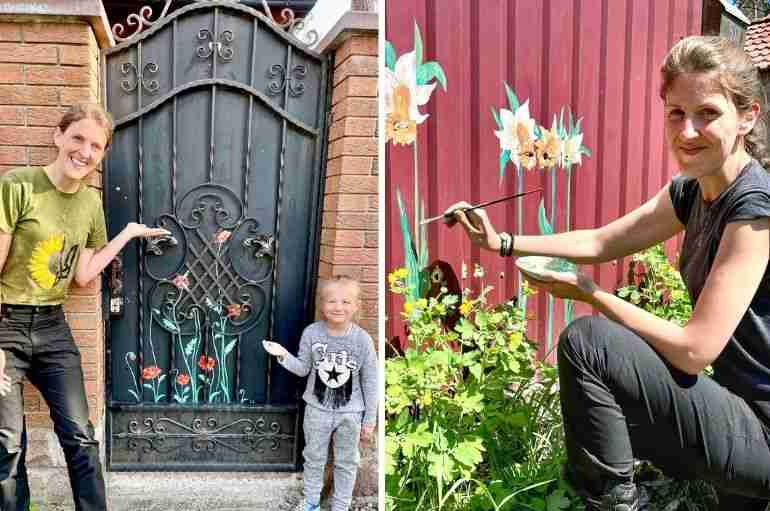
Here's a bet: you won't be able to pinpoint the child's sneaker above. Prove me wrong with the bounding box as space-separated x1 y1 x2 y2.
291 499 320 511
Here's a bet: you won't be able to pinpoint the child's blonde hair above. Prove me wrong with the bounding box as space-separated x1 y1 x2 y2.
318 275 361 301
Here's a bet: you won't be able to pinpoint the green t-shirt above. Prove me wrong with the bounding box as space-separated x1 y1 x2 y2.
0 166 107 305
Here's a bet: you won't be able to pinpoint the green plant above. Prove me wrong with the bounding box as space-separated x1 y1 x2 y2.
385 269 579 511
616 243 692 326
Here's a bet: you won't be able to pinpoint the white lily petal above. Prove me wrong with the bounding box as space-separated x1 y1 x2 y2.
394 50 417 85
414 81 437 106
413 111 430 124
495 128 518 152
515 100 531 123
499 108 515 131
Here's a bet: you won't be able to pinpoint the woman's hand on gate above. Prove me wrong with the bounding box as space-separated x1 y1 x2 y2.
262 340 289 359
522 269 598 303
443 202 502 252
0 349 11 397
123 222 171 240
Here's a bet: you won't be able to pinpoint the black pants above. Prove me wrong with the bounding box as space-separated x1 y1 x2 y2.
558 316 770 510
0 305 106 511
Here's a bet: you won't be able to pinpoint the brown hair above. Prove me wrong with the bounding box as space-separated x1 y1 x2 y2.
659 35 769 168
57 102 115 149
318 275 361 301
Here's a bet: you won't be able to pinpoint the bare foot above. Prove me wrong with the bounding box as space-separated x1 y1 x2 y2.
0 349 11 397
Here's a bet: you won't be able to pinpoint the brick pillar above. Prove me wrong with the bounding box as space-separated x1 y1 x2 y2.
320 35 378 336
0 5 111 492
317 30 379 499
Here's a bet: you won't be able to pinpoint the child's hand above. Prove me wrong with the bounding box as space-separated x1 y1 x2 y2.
0 349 11 397
262 340 289 359
360 425 375 443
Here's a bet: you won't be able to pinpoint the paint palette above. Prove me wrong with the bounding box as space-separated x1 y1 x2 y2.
515 256 577 280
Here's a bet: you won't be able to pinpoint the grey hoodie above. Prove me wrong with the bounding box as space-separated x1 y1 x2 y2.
278 321 378 426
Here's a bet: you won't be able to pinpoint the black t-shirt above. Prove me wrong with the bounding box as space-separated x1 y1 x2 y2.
670 159 770 424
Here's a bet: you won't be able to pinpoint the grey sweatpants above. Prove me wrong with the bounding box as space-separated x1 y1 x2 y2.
302 405 362 511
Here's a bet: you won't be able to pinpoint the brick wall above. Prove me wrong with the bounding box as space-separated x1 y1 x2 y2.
0 17 104 437
317 32 379 499
320 34 378 338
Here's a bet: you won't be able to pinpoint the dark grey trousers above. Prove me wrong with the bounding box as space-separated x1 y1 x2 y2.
558 316 770 510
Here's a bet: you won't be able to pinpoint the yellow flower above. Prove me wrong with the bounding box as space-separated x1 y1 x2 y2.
383 51 437 146
403 302 414 315
28 234 65 289
535 124 563 169
562 133 584 168
517 122 537 170
459 300 473 316
494 100 536 169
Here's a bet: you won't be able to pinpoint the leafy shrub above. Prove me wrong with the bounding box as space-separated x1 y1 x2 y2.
385 270 577 511
616 243 692 325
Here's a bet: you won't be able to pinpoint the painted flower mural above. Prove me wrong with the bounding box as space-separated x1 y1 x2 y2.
384 22 446 146
384 51 436 146
198 355 216 372
386 22 447 304
494 97 537 173
122 226 249 405
491 84 592 345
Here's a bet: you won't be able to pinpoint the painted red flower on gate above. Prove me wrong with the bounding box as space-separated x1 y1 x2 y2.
226 303 242 319
198 355 216 372
142 365 162 380
176 373 190 385
172 273 190 290
215 230 231 244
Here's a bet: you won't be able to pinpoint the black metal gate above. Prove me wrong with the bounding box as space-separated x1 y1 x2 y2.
102 1 328 471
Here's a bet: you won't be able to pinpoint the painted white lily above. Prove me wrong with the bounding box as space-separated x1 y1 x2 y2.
494 100 536 169
561 132 584 168
383 51 437 145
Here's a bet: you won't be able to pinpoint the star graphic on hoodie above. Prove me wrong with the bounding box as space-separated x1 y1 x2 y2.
325 366 342 383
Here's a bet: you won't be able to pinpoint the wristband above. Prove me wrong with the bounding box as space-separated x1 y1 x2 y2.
499 232 513 257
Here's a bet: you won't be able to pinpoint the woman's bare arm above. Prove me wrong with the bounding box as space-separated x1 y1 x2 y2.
583 218 769 374
449 185 684 264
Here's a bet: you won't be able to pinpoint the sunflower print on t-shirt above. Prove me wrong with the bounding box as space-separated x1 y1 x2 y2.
27 234 79 290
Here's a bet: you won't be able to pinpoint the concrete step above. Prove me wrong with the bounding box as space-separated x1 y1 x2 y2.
29 470 378 511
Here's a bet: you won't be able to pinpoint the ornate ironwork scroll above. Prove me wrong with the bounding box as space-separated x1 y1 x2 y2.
266 64 306 97
120 62 161 94
132 184 272 405
112 0 173 42
112 1 318 48
196 29 235 62
115 416 293 454
259 0 319 46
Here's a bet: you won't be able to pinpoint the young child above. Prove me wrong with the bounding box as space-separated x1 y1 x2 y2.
263 275 377 511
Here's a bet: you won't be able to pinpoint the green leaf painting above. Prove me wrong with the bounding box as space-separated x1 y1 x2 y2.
385 40 396 70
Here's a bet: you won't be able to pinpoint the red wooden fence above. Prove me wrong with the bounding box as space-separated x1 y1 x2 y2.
385 0 703 353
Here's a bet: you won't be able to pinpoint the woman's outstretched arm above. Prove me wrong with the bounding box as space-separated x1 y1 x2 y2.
447 185 683 264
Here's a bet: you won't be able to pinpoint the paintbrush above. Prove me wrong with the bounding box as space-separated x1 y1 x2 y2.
420 188 543 226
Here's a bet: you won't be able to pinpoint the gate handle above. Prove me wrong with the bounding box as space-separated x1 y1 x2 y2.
243 234 274 259
145 234 178 256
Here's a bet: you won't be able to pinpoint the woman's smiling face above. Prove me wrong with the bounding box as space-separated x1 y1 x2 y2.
664 72 757 180
52 118 108 183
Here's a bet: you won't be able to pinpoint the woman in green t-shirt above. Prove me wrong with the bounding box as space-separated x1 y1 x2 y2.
0 103 169 511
